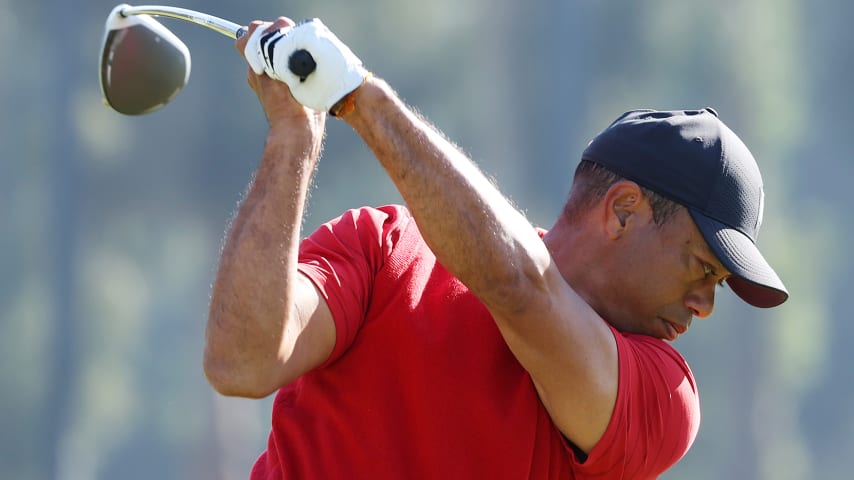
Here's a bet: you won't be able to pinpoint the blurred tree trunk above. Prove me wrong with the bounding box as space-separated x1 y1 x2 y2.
503 0 595 224
48 0 80 477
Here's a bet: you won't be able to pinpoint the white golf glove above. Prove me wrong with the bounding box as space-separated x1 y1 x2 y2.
244 19 369 113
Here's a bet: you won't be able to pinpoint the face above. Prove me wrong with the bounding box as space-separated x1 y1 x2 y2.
588 191 730 341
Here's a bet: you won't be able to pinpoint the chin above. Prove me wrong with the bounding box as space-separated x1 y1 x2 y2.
589 303 653 336
605 316 655 337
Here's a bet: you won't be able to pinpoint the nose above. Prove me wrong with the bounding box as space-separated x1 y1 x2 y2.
685 282 716 318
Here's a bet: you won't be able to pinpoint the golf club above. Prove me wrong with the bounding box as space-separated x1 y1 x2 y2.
100 4 316 115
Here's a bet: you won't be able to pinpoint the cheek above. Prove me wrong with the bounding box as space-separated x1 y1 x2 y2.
620 244 687 308
603 263 661 318
622 271 668 312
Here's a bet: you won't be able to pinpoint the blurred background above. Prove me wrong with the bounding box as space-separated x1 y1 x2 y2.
1 0 851 478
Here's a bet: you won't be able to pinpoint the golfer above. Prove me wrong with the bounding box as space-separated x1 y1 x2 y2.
204 18 788 479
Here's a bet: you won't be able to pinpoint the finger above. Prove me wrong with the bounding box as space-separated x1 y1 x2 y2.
266 17 296 32
235 21 266 53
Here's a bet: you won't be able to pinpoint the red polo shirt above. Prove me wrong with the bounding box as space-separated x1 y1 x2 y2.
250 205 700 479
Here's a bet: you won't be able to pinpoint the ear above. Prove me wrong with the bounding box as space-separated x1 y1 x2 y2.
602 181 647 239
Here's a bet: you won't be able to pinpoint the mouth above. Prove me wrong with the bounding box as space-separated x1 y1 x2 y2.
662 319 687 341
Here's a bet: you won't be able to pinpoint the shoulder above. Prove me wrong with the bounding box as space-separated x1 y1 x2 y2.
615 331 697 387
302 204 414 251
318 204 413 233
580 328 700 476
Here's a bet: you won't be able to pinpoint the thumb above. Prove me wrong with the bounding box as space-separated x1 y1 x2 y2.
235 21 266 55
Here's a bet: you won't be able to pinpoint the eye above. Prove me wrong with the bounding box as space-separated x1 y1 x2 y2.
702 262 728 288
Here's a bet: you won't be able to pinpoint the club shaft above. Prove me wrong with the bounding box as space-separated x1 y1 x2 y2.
120 5 246 38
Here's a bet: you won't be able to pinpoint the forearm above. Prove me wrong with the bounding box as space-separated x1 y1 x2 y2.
344 78 550 310
205 124 320 396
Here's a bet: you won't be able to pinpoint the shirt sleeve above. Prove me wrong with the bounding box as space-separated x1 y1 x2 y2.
572 327 701 479
297 205 412 366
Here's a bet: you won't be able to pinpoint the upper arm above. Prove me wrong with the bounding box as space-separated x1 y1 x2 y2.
206 206 402 398
274 272 337 387
205 270 336 399
295 205 411 365
488 257 700 474
487 259 619 454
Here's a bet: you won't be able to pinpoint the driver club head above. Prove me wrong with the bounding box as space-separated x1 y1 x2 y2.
100 4 191 115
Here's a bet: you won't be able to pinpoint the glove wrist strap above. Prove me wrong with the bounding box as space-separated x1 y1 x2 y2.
330 72 372 117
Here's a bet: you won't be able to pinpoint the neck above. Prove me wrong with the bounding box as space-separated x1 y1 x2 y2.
543 212 609 312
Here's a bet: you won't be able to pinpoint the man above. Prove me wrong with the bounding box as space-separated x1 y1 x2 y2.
204 18 788 479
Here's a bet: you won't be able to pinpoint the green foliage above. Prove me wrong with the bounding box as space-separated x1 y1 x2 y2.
0 0 849 478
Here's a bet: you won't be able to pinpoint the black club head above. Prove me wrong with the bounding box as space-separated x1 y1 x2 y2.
100 5 191 115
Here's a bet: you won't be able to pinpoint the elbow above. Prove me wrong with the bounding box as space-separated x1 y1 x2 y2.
204 305 286 398
203 343 279 399
204 356 277 399
203 352 236 396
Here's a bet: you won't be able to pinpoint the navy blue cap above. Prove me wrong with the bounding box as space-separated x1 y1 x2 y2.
581 108 788 308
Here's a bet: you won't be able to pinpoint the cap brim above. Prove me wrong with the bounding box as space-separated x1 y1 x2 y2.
688 210 789 308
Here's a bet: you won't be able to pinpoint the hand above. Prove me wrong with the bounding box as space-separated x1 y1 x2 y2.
243 18 368 112
236 19 326 136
